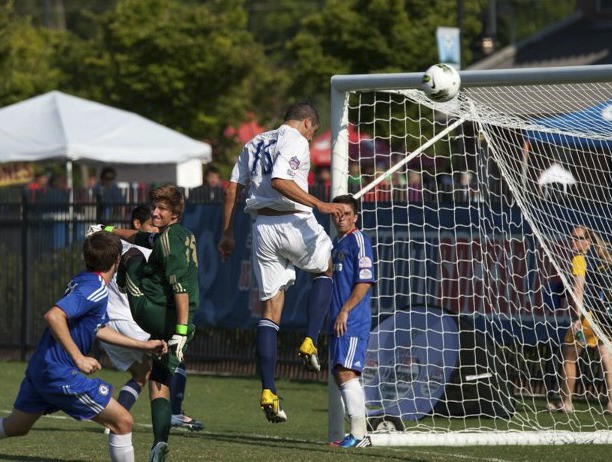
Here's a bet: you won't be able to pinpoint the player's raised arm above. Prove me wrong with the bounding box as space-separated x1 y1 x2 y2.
218 181 244 261
271 178 344 220
96 326 167 356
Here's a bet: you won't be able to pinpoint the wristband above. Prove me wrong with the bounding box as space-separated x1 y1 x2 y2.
175 324 188 335
103 225 115 233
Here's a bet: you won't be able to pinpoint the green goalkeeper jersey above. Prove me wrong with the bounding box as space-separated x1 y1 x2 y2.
134 223 200 315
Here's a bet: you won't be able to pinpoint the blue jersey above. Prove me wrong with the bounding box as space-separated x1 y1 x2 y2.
329 228 375 339
26 271 109 382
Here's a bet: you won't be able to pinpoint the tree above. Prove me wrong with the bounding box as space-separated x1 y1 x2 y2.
65 0 283 168
286 0 485 99
0 2 68 107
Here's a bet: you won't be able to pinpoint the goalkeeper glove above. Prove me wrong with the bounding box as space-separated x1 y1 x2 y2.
85 224 114 237
85 224 104 237
168 333 187 363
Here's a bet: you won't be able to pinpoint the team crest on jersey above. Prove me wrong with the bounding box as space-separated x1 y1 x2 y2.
98 384 110 396
289 156 300 170
359 256 372 268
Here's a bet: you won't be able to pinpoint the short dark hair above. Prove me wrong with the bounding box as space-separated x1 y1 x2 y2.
149 184 185 218
83 232 122 272
205 164 220 176
100 166 116 181
332 194 359 214
283 101 320 127
130 204 151 227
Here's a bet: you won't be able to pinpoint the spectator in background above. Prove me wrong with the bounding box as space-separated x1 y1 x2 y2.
94 166 126 221
26 172 49 201
188 164 225 202
314 166 331 199
438 172 454 202
348 161 361 194
456 171 473 202
407 171 423 202
547 226 612 414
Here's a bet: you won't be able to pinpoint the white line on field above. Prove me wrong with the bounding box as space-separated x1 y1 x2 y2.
0 409 514 460
388 447 512 462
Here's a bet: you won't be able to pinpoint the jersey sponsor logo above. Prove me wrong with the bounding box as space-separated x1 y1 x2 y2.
98 384 110 396
354 360 362 367
359 256 372 268
288 156 300 170
64 280 77 296
359 268 372 279
334 263 343 272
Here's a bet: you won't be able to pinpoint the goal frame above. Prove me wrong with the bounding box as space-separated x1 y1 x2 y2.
328 64 612 446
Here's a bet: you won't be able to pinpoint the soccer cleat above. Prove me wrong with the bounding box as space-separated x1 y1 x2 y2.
171 413 205 431
331 434 371 448
260 389 287 423
298 337 321 372
148 441 169 462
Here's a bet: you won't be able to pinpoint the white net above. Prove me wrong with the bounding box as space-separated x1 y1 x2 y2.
334 71 612 445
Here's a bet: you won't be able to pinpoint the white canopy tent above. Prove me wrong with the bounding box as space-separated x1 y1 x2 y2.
0 91 212 190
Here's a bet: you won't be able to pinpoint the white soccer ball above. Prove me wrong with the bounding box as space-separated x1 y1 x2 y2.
421 63 461 102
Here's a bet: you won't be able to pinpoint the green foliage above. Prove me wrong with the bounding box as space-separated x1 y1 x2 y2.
61 0 283 167
287 0 487 98
0 2 68 107
0 0 585 174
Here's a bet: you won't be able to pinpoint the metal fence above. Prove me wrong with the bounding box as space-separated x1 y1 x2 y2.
0 186 327 381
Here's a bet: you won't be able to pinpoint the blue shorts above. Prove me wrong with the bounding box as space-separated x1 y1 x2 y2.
329 335 368 374
14 371 113 421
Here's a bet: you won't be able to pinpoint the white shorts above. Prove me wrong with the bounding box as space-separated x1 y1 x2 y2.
252 212 332 301
100 319 150 371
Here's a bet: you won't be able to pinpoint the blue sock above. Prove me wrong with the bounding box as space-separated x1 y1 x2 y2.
306 276 333 346
170 362 187 415
117 378 142 411
257 319 279 393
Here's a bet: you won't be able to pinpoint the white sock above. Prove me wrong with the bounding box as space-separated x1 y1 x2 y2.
340 378 367 439
0 418 7 439
109 432 135 462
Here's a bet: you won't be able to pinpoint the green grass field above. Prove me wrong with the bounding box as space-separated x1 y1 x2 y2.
1 360 611 461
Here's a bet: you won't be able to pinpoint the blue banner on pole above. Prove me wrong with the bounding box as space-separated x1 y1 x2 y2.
436 26 461 69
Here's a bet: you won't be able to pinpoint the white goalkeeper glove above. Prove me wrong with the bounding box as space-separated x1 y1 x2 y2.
168 334 187 363
85 224 105 237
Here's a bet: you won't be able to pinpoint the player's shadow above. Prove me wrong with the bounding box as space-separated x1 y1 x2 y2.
0 455 87 462
173 431 428 461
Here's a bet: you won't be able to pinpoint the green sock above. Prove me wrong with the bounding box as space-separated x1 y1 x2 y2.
151 397 172 445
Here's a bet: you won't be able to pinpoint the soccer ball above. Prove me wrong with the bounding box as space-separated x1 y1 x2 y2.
421 63 461 102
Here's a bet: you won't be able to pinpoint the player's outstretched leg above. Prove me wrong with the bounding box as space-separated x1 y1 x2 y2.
148 441 168 462
260 389 287 423
257 318 286 422
170 362 204 431
301 275 333 372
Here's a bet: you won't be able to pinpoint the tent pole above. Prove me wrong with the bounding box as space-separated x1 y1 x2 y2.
66 160 74 244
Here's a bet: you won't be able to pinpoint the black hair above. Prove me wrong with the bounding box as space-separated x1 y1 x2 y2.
332 194 359 214
283 101 320 127
130 204 151 227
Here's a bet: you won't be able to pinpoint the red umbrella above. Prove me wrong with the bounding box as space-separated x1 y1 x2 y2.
224 114 266 144
310 125 383 167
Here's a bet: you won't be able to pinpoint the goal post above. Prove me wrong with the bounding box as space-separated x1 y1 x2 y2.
328 64 612 445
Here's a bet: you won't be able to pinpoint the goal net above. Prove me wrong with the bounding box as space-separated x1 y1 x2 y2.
328 65 612 445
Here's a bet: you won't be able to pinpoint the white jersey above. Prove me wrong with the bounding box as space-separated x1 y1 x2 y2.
230 124 312 215
106 240 152 322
